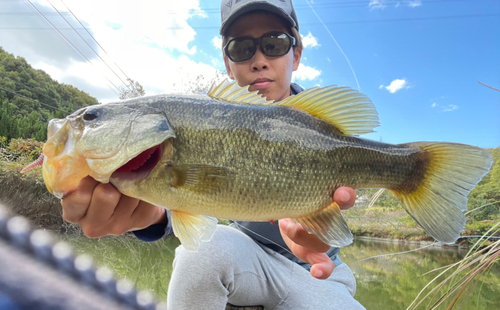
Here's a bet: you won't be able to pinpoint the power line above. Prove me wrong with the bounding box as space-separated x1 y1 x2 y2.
58 0 133 84
317 13 500 25
5 78 61 105
0 0 472 15
0 85 71 114
305 0 360 90
2 12 497 30
45 0 133 93
22 0 121 96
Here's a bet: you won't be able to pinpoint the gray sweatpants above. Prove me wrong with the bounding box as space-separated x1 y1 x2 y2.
167 225 365 310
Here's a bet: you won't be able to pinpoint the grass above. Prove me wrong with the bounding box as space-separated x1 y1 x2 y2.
407 229 500 309
0 144 81 233
2 140 499 309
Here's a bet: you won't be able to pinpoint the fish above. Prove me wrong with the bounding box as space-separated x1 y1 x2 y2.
26 80 493 252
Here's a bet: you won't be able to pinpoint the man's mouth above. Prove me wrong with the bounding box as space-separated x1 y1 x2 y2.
111 144 162 180
251 78 273 90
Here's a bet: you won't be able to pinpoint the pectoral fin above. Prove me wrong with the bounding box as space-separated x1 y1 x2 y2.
167 164 233 193
170 210 218 252
294 202 353 248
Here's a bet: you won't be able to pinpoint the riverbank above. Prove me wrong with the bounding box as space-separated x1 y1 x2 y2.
1 143 498 244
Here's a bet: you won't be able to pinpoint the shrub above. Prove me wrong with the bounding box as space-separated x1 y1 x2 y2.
8 137 43 161
464 220 498 236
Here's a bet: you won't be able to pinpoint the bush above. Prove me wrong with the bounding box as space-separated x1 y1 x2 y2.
464 220 499 236
8 137 43 161
467 196 500 221
0 136 7 148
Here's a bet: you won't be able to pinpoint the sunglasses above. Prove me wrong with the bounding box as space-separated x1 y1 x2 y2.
224 32 296 62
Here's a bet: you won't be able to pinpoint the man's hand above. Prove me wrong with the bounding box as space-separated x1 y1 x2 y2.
61 176 167 238
279 187 356 280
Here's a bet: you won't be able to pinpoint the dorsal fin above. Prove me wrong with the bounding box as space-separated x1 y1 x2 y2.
208 79 271 104
277 85 380 135
208 80 379 136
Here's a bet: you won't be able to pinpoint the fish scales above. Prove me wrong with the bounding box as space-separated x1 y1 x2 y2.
32 81 493 251
125 94 426 221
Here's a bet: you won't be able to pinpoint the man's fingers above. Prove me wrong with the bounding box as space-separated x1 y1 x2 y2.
61 176 99 223
310 260 335 280
82 182 121 226
279 219 330 253
284 237 334 280
128 201 166 231
108 198 156 234
333 187 357 210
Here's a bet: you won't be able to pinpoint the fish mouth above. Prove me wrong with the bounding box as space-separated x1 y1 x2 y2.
111 144 162 180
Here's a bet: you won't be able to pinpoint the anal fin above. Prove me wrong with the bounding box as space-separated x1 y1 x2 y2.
294 202 353 248
170 210 218 252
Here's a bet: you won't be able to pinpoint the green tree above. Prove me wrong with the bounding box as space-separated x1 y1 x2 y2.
0 46 99 141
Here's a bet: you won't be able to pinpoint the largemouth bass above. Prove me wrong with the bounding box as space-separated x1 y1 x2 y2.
28 81 493 251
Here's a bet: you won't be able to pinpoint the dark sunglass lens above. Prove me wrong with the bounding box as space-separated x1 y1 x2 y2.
228 39 256 62
262 34 290 56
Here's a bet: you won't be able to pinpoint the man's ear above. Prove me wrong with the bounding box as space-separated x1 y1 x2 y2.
292 47 302 71
224 55 235 80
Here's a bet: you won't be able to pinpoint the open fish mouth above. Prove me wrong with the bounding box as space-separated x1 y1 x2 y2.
111 144 162 180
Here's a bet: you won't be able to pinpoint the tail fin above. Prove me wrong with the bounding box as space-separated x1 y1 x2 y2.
389 143 492 244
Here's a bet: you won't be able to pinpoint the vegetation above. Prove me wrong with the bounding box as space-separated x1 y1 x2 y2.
59 234 500 308
118 78 146 100
408 236 500 309
0 47 498 309
0 46 99 141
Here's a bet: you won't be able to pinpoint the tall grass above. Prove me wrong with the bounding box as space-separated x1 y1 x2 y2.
407 204 500 310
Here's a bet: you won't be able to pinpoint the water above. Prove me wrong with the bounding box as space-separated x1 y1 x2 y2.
64 235 500 309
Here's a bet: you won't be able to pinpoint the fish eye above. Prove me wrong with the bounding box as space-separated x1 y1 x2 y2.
83 110 98 121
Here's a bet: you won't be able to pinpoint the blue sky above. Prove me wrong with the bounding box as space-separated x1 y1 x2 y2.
0 0 499 148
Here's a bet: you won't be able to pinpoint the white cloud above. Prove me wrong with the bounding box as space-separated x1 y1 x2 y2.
292 64 321 81
442 104 458 112
34 62 63 81
432 103 458 112
369 0 387 10
212 36 223 49
383 78 409 93
408 0 422 8
301 32 320 49
58 0 205 54
1 0 226 103
369 0 422 9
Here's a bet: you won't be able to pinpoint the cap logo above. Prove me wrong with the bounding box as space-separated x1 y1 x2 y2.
225 0 232 9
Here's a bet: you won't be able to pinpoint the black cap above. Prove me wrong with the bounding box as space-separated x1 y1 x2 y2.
220 0 299 36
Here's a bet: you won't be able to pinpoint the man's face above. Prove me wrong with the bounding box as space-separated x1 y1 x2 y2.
223 12 302 102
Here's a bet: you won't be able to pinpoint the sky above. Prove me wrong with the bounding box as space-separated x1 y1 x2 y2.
0 0 499 148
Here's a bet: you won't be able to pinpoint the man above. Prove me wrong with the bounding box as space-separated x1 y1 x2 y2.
61 0 365 309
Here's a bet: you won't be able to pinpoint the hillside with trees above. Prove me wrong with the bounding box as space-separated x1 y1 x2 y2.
0 46 99 141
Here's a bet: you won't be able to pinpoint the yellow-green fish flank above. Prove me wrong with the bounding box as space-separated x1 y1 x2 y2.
32 81 493 251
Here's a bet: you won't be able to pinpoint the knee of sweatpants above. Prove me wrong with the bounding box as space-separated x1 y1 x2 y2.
171 225 241 284
330 263 357 297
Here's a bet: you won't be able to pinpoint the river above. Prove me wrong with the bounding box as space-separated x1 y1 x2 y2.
64 235 500 309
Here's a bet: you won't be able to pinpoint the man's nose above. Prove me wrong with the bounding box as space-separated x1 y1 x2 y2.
251 47 269 71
